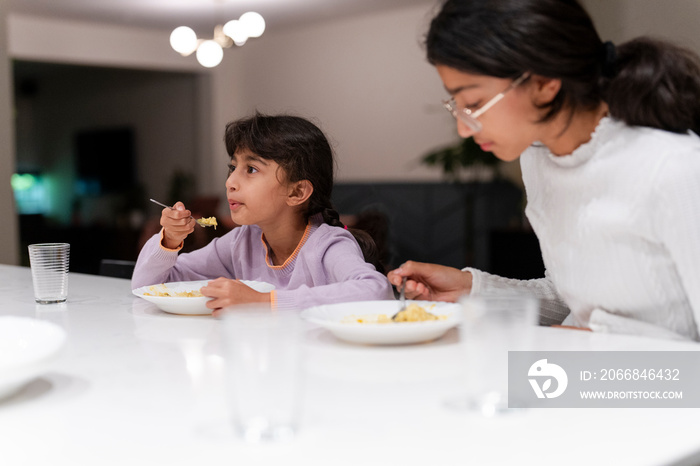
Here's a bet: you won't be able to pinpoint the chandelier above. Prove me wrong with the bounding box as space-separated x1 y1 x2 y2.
169 11 266 68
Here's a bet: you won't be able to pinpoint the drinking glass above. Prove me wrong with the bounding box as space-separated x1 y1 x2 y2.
28 243 70 304
448 294 538 416
221 306 305 442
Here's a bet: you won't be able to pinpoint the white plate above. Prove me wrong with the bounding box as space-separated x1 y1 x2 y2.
0 316 67 399
301 300 461 345
132 280 276 315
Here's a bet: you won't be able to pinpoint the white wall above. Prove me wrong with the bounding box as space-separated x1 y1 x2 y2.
212 3 456 182
8 14 202 72
581 0 700 52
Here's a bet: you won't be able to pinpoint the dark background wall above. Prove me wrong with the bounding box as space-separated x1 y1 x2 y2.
333 181 544 278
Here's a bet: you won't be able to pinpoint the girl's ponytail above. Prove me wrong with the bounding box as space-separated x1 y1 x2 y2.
320 207 344 228
604 37 700 135
320 206 385 274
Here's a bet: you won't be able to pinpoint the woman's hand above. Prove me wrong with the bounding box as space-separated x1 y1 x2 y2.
160 201 196 249
201 278 272 316
387 260 473 302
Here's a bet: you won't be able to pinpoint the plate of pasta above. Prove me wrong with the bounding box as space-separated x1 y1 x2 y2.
132 280 275 315
301 300 461 345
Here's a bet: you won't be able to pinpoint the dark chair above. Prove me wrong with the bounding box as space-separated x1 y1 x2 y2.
99 259 136 279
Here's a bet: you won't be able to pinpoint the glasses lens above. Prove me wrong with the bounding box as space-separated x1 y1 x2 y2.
456 113 482 133
443 99 482 133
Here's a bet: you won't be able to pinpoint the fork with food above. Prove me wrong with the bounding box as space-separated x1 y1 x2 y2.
149 199 218 250
150 199 217 228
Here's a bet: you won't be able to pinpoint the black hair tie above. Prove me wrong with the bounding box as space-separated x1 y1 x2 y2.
601 41 617 78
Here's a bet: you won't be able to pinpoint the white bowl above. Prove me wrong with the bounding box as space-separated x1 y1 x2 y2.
0 316 67 399
132 280 276 315
301 300 460 345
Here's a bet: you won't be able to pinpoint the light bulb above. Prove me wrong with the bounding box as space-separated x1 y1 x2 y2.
223 19 248 44
170 26 198 56
196 40 224 67
239 12 265 38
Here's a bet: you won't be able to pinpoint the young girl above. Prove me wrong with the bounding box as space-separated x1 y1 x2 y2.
132 113 394 312
388 0 700 340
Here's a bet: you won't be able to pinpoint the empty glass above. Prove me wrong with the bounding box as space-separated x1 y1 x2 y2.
28 243 70 304
221 306 305 442
447 294 538 416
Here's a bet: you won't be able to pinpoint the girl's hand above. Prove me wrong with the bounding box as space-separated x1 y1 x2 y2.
160 201 195 249
387 260 473 302
201 278 272 316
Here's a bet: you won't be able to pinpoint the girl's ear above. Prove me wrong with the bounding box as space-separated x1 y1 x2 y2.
529 75 562 106
287 180 314 207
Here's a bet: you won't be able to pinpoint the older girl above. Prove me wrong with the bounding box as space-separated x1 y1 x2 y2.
389 0 700 340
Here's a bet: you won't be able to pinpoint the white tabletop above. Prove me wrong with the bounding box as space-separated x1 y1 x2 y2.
1 264 700 466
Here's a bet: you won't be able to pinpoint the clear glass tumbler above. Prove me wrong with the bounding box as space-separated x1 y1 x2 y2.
448 294 538 416
28 243 70 304
221 306 304 443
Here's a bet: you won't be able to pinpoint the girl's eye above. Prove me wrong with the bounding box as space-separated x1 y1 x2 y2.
464 101 481 111
247 166 258 174
227 163 235 174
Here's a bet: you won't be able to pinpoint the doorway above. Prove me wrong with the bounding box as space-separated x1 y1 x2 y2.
13 60 206 273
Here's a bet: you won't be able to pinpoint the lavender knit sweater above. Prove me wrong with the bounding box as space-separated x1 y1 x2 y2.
131 214 394 311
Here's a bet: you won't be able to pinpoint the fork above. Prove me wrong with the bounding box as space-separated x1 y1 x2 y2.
391 276 408 321
149 198 216 228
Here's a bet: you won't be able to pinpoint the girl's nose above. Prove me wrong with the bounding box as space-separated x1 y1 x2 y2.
225 172 238 191
457 119 478 139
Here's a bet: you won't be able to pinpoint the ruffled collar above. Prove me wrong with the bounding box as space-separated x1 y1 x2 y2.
529 116 618 168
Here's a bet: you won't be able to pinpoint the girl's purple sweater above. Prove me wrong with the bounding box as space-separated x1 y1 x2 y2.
131 215 394 311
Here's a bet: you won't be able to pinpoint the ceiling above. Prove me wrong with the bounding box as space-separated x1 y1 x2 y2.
8 0 438 35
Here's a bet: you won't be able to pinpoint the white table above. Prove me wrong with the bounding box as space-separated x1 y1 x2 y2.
1 264 700 466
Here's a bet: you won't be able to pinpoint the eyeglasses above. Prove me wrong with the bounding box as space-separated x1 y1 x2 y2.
442 72 530 133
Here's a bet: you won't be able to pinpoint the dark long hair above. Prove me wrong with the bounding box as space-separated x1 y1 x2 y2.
426 0 700 134
224 113 384 273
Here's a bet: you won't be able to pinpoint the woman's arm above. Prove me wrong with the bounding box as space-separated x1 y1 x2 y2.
466 267 570 326
388 261 570 326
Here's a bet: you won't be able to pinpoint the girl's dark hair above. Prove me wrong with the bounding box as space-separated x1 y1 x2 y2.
426 0 700 134
224 113 385 273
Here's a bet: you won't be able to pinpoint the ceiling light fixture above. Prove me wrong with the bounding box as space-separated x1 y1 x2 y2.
169 11 266 68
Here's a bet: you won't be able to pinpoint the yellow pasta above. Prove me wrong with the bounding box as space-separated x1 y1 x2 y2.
393 303 444 322
342 303 447 324
197 217 218 229
143 285 203 297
